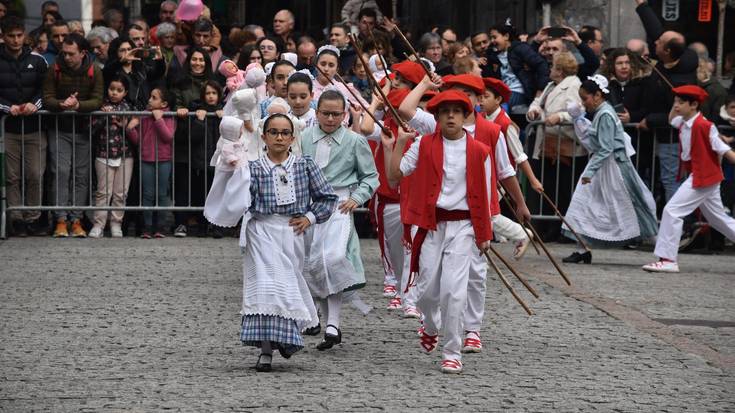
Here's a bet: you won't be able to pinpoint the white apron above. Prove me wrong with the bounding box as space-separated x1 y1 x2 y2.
303 188 357 298
242 214 319 329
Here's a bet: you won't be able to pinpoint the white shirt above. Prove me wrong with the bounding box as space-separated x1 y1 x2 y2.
671 113 731 161
400 132 494 211
487 107 528 165
409 109 516 180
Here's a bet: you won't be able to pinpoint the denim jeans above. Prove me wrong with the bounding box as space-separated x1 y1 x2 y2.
656 142 681 202
141 161 172 230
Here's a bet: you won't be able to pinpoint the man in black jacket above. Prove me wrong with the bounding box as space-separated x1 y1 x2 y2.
635 0 698 202
0 17 49 236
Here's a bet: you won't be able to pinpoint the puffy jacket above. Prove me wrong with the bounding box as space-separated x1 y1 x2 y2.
188 101 222 171
42 54 104 133
486 41 550 103
0 46 48 134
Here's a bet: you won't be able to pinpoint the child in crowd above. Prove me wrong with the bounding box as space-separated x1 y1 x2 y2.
643 86 735 273
89 76 134 238
191 80 225 237
384 90 494 374
126 86 176 239
349 54 372 103
300 89 379 350
204 113 338 372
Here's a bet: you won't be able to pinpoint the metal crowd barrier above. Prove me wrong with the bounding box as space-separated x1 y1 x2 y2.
0 110 222 238
521 120 735 221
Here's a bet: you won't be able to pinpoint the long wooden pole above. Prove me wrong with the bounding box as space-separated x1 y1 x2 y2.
482 249 534 316
486 243 540 299
391 26 433 78
539 190 590 253
350 33 410 131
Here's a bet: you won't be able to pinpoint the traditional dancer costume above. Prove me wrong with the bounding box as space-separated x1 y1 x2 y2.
564 77 657 256
398 90 494 373
203 116 338 369
643 85 735 273
300 112 379 348
407 74 518 353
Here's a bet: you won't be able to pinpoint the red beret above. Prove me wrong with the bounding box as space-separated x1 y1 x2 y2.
482 77 511 103
672 85 709 104
387 88 410 109
391 61 425 86
426 90 474 115
442 74 485 96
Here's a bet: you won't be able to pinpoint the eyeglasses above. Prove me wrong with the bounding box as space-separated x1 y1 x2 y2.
318 110 344 119
266 129 293 138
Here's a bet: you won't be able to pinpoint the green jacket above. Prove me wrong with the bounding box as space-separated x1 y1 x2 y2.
42 54 104 133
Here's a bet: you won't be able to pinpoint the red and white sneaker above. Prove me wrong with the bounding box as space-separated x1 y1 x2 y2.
440 358 463 374
418 329 438 353
462 331 482 353
387 296 402 310
642 260 679 273
383 284 397 297
402 306 421 319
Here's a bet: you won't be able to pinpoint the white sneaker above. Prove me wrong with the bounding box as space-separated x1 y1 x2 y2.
402 306 421 319
110 225 123 238
386 296 402 310
642 260 680 273
88 226 104 238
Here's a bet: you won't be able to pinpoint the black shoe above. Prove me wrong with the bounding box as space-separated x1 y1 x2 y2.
316 325 342 351
255 354 272 372
562 251 592 264
26 220 49 236
277 345 294 359
210 225 223 239
303 324 321 336
11 221 27 237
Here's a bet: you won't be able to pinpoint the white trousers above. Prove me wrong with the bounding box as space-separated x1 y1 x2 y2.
376 202 405 287
416 220 474 361
654 176 735 261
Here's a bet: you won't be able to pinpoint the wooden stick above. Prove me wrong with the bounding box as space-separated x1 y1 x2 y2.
641 55 674 90
315 65 391 136
367 26 392 81
350 34 410 131
391 26 433 78
499 189 541 256
521 216 572 286
482 249 534 316
486 243 540 299
539 190 590 253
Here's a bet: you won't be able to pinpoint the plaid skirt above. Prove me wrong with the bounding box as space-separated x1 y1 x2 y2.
240 314 304 355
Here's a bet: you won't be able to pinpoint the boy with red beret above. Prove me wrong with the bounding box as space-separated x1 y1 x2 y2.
398 73 531 353
360 61 427 315
383 90 494 374
643 85 735 273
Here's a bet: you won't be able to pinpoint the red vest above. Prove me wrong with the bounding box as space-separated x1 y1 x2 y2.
490 108 517 166
402 129 494 246
679 114 724 188
473 114 502 216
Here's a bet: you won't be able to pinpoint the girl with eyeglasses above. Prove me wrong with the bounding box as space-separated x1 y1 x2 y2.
204 113 338 372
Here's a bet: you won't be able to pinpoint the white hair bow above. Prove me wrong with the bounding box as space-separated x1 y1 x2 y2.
587 74 610 94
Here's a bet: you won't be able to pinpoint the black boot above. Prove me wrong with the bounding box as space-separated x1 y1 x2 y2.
562 251 592 264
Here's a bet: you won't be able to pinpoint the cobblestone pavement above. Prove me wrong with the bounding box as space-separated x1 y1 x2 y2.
1 237 733 412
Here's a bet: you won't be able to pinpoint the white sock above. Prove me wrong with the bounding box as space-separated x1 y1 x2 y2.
326 293 343 335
